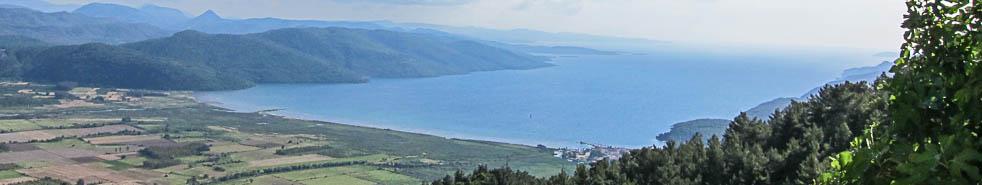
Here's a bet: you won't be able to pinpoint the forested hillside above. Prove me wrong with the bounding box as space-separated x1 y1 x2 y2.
122 28 549 84
121 30 367 85
0 28 551 90
21 43 248 90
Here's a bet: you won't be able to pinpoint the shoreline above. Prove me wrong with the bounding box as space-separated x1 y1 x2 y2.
191 93 584 149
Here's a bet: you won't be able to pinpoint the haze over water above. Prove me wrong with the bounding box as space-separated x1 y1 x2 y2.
196 47 884 148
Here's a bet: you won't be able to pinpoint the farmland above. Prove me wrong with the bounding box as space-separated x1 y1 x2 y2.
0 83 571 184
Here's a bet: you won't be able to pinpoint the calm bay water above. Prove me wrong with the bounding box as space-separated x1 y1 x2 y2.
195 48 880 148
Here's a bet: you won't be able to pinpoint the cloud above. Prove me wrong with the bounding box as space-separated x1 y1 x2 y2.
512 0 584 15
330 0 477 6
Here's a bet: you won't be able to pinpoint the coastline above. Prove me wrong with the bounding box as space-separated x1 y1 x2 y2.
192 91 580 149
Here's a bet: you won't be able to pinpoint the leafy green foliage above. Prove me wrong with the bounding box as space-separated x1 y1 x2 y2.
820 0 982 184
439 82 886 185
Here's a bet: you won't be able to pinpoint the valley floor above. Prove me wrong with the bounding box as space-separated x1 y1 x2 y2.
0 83 570 184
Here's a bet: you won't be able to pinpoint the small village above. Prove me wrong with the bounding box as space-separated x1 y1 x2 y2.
2 81 171 110
554 142 631 163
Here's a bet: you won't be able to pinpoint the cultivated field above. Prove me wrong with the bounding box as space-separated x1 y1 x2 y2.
267 165 417 185
83 135 161 145
207 142 261 154
248 154 333 167
0 125 142 143
0 177 36 185
0 118 122 133
0 144 116 167
18 163 162 184
0 120 40 132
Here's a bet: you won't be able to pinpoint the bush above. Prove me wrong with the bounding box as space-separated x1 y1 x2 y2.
139 142 210 159
142 158 181 169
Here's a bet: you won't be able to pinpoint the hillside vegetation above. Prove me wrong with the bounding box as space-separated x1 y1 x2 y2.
121 30 366 85
1 28 550 90
22 43 247 90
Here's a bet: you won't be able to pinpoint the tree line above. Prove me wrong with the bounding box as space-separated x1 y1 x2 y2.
212 160 367 182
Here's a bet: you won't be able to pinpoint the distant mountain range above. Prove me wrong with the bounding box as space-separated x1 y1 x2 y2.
0 1 632 55
62 2 634 52
0 2 631 90
73 3 189 29
799 61 893 99
0 0 78 12
1 27 550 90
657 61 894 143
0 7 170 44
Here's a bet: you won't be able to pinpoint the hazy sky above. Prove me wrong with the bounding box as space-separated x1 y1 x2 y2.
48 0 907 50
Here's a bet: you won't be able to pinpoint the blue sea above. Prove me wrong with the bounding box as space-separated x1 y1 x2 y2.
195 46 886 148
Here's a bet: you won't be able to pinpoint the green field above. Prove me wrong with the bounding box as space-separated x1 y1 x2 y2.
33 139 120 153
103 160 135 171
208 143 260 154
300 175 375 185
0 120 41 132
0 170 23 179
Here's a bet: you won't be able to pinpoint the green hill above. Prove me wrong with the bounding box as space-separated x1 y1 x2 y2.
3 28 550 90
249 28 550 78
655 119 731 142
745 97 798 121
121 28 549 83
121 30 367 84
22 43 249 90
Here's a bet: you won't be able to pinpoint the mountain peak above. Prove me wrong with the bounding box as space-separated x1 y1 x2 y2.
75 2 137 13
195 9 221 20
